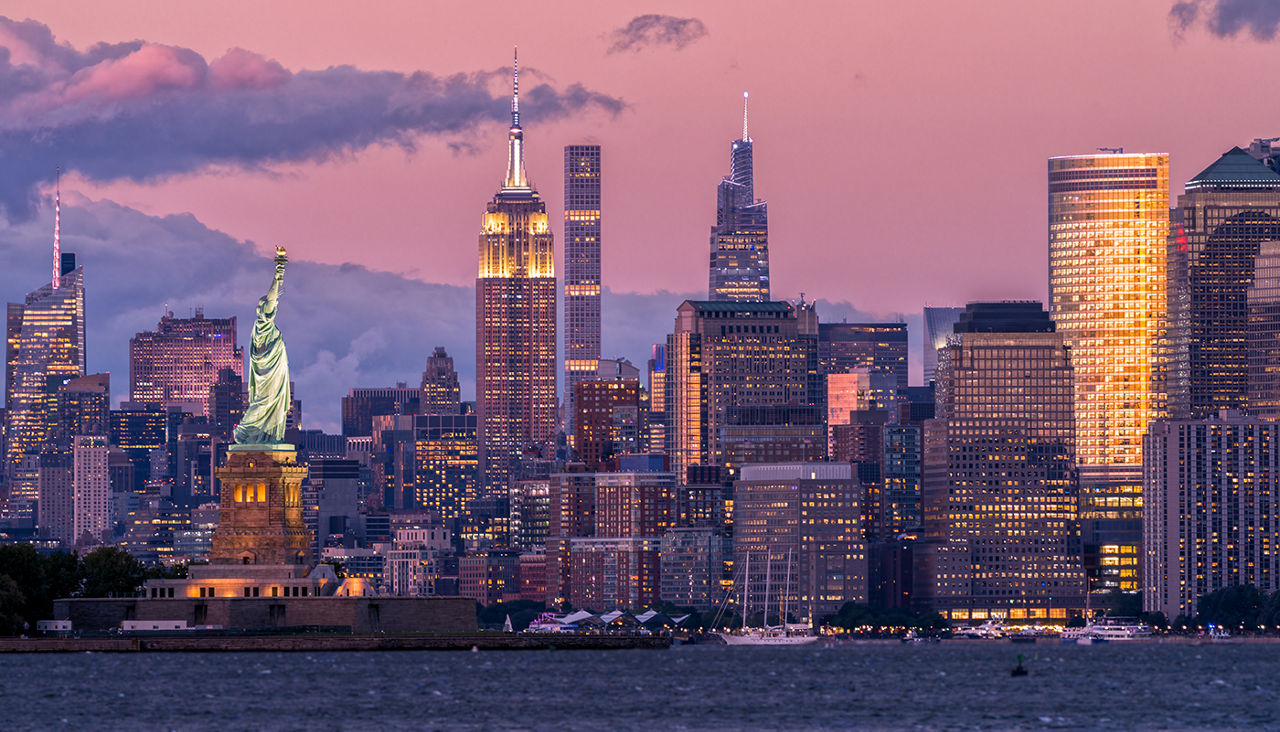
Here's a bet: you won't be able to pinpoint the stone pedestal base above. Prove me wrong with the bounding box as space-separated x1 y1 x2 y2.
210 448 311 565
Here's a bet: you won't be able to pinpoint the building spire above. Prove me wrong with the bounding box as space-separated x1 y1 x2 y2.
503 47 528 189
512 46 520 129
52 166 61 289
742 91 750 142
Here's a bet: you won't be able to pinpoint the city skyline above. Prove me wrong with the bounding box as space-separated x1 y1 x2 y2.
0 4 1278 431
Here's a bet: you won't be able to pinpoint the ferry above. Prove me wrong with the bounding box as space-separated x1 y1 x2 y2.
1061 621 1152 643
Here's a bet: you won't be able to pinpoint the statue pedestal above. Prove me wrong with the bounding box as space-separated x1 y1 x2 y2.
210 448 311 566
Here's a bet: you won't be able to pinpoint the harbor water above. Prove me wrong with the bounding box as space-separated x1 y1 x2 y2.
4 641 1278 729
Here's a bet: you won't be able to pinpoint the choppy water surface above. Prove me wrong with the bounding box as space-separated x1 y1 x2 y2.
4 642 1279 730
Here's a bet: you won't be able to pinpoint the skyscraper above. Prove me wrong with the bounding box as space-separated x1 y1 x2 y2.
1167 145 1280 419
1048 152 1168 595
476 52 557 492
923 306 963 385
72 434 110 546
708 92 769 302
1144 412 1280 620
665 300 818 480
916 302 1086 621
5 179 86 515
420 346 461 416
129 309 242 415
563 145 602 441
818 322 909 391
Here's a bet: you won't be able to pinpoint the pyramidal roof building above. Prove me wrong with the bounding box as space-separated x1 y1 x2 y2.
1169 142 1280 420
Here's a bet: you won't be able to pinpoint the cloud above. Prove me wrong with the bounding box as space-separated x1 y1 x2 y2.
1170 0 1280 40
607 14 708 54
0 16 624 220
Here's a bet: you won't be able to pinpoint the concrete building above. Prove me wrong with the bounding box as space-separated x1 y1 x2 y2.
72 435 110 546
128 310 241 416
734 463 867 617
420 347 461 416
1143 412 1280 620
666 300 819 480
916 302 1086 622
660 526 729 610
341 386 421 437
573 363 642 471
563 144 603 440
818 322 909 392
412 414 478 526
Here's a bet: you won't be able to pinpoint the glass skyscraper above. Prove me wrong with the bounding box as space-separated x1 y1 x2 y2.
475 53 557 493
709 93 769 302
5 254 85 516
1048 152 1168 595
923 306 963 385
563 144 602 444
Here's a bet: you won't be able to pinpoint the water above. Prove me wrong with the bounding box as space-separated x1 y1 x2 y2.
4 642 1279 729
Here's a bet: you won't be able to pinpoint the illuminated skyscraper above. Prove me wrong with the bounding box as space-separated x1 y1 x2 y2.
665 300 818 480
5 179 86 515
1167 144 1280 419
129 309 242 415
709 93 769 302
476 52 557 492
420 346 461 416
916 302 1086 621
1048 152 1168 595
563 145 602 441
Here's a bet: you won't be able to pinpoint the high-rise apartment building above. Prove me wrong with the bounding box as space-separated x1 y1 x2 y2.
734 463 867 617
1249 239 1280 417
923 306 964 385
6 238 85 514
646 345 668 456
476 53 557 492
420 347 461 416
1048 152 1168 595
72 434 110 546
563 145 602 441
709 93 769 302
1167 145 1280 418
1144 412 1280 620
129 310 242 415
665 300 819 481
916 302 1086 621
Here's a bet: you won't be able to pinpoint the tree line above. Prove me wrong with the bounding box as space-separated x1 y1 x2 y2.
0 545 184 635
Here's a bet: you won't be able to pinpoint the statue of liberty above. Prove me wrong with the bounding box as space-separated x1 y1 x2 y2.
233 246 292 447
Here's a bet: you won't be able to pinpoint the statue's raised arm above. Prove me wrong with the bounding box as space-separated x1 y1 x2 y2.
233 246 292 447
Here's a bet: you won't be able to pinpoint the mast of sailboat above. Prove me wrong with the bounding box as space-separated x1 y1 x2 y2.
742 551 749 631
764 547 771 628
783 548 792 628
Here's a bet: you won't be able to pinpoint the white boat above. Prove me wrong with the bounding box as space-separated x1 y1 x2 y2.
715 548 818 646
1061 621 1152 643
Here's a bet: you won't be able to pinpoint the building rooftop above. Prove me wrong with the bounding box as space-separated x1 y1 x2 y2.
681 300 794 314
1186 147 1280 191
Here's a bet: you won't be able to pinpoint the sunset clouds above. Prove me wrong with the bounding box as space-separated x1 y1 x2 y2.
0 16 623 219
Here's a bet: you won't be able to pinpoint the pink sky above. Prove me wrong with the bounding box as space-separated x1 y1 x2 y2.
4 0 1275 316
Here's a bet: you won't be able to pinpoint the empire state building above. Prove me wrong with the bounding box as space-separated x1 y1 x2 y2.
476 52 557 493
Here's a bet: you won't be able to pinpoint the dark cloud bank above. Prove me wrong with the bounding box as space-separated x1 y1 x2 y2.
1171 0 1280 39
0 16 623 220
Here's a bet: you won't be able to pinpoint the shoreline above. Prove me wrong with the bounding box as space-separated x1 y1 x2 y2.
0 633 670 653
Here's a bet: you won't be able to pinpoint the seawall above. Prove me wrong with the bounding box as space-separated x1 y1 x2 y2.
0 633 670 653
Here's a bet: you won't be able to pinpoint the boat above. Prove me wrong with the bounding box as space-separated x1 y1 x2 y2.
1061 620 1152 643
714 548 819 646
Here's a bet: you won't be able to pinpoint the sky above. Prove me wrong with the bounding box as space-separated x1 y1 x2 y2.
0 0 1276 430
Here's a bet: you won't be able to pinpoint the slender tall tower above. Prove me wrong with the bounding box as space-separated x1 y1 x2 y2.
1048 152 1168 597
5 172 87 516
476 50 557 494
709 92 769 301
563 144 602 445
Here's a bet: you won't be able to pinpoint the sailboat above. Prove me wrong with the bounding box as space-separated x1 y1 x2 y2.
715 548 819 646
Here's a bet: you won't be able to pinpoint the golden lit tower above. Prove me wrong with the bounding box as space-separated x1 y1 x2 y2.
476 50 557 494
1048 152 1168 596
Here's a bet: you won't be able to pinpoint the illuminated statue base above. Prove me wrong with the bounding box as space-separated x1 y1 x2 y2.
209 447 311 566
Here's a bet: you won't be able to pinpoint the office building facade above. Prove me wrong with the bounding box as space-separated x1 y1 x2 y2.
128 310 241 415
563 145 602 441
709 93 770 302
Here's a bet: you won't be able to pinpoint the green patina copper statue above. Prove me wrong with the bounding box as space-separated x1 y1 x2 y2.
233 246 292 447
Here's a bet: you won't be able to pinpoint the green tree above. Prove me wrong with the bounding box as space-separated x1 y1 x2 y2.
0 545 78 632
80 547 146 598
0 575 26 636
1197 584 1265 630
